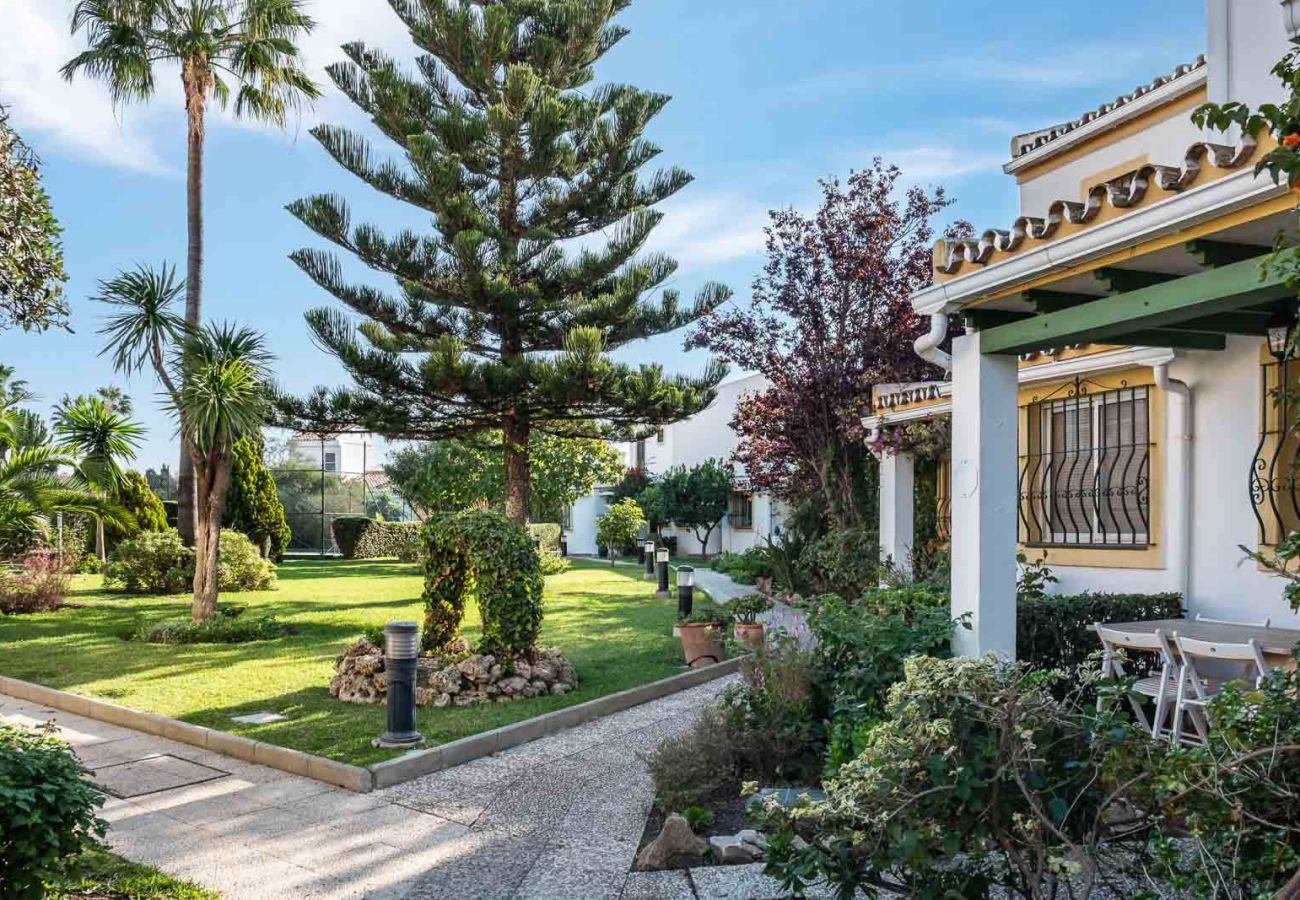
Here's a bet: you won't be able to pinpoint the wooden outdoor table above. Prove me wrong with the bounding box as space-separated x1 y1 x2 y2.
1105 618 1300 669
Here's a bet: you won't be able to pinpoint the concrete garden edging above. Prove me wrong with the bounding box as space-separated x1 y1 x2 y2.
1 656 741 793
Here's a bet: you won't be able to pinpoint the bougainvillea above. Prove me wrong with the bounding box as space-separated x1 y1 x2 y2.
687 161 968 528
867 419 950 461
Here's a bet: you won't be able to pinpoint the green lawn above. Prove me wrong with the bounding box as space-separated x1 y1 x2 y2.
0 558 704 765
49 850 217 899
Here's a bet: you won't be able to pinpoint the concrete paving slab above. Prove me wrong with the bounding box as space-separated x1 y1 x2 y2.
621 870 697 900
92 754 230 798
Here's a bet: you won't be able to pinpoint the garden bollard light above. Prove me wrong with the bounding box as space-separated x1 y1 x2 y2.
560 536 568 557
644 540 656 579
677 566 695 618
637 543 646 565
656 547 671 598
373 621 424 749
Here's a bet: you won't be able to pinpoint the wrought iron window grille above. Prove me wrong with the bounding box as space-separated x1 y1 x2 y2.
728 491 754 530
1019 377 1152 549
1252 357 1300 546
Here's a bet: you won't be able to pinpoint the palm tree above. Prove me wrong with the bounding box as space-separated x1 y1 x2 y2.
53 396 145 561
96 264 273 620
62 0 320 544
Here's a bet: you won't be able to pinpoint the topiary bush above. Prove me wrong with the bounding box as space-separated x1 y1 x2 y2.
353 521 420 559
103 529 276 594
223 435 291 560
0 723 106 897
330 515 371 559
1017 590 1183 672
421 509 544 658
527 522 562 552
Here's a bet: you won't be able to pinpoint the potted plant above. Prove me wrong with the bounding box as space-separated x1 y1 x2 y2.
729 593 772 650
678 608 730 668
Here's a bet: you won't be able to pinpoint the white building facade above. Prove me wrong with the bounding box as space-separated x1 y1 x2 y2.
565 373 784 556
866 0 1300 655
289 432 378 475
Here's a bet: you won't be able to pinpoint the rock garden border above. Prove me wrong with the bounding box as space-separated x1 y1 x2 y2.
0 656 741 794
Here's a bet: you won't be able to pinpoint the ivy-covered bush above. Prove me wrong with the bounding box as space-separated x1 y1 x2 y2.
0 723 106 897
799 528 879 597
103 529 276 594
596 498 645 555
421 509 544 658
527 522 562 552
1017 590 1182 671
330 515 372 558
223 435 291 560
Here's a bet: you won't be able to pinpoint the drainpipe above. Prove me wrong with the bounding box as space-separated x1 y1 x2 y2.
1154 363 1193 605
915 314 952 373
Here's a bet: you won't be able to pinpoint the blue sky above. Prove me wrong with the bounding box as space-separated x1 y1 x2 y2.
0 0 1204 469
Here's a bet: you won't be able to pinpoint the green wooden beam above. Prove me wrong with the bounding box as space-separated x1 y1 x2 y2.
1174 312 1273 336
1186 239 1272 269
1021 290 1098 314
979 253 1291 355
963 309 1033 330
1094 267 1181 293
1122 330 1228 351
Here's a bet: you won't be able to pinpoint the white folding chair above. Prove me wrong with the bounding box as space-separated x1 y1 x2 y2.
1194 613 1271 628
1094 624 1179 739
1172 634 1272 745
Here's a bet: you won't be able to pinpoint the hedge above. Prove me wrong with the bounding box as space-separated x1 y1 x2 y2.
1017 591 1184 672
527 523 562 552
331 516 421 559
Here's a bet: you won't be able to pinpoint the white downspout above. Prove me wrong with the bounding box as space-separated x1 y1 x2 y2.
915 314 952 373
1154 363 1193 606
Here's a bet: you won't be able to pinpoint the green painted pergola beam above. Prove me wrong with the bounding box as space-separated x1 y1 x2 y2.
979 254 1289 356
1121 330 1228 351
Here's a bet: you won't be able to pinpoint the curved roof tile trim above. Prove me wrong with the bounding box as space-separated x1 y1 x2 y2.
934 134 1259 277
1012 56 1208 159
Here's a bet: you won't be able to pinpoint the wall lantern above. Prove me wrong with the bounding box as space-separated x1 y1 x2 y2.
1284 0 1300 42
1267 307 1296 361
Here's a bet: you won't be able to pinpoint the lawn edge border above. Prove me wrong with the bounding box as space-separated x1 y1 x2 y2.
0 674 372 793
367 657 742 789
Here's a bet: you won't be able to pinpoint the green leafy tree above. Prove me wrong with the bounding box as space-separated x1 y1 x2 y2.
657 458 731 557
0 107 68 333
283 0 728 527
223 434 291 559
53 395 145 561
95 264 273 621
522 435 622 523
596 497 645 557
60 385 133 417
63 0 321 545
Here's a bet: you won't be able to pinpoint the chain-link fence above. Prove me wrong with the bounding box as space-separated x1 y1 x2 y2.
270 465 416 556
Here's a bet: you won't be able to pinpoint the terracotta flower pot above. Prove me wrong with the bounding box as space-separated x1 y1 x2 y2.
733 622 765 650
679 622 726 668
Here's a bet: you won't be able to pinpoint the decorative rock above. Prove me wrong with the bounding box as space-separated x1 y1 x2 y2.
550 682 571 695
514 660 532 681
499 676 529 695
635 815 708 871
709 835 759 864
432 664 462 694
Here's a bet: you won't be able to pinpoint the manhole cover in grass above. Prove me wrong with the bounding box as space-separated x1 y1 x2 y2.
92 754 230 799
230 711 287 725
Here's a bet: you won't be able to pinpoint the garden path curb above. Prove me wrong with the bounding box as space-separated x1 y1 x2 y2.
1 657 741 794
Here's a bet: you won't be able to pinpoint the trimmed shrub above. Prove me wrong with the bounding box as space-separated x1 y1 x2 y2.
527 522 562 552
130 605 291 644
224 435 291 559
799 528 880 597
1017 590 1183 671
421 509 544 657
708 547 773 585
0 723 106 896
103 529 276 594
0 551 71 614
538 552 570 576
354 521 420 559
596 498 644 555
330 515 371 558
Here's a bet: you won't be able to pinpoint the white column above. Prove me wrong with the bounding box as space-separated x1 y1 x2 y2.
950 334 1019 659
878 450 915 578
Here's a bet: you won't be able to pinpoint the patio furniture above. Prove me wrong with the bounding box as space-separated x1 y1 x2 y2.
1093 623 1179 739
1171 634 1272 745
1195 613 1271 628
1103 619 1300 671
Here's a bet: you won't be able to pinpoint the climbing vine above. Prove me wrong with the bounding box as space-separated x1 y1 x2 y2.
420 509 544 658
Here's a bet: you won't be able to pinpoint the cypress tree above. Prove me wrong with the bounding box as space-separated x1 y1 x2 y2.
224 436 291 560
285 0 729 525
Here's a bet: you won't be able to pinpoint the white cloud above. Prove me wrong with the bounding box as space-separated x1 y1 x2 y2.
646 194 770 268
888 146 1007 181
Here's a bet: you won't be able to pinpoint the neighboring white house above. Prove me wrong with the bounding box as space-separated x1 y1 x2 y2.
565 373 785 556
289 432 378 475
865 0 1300 657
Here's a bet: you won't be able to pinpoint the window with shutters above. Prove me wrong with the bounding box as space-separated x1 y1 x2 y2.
728 491 754 530
1019 380 1151 549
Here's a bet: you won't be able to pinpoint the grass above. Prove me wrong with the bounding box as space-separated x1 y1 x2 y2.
0 558 712 766
49 849 216 899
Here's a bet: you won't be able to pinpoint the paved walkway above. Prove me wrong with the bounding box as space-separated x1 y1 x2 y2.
688 567 810 645
1 678 737 899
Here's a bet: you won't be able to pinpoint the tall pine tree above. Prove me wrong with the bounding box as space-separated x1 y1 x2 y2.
284 0 729 524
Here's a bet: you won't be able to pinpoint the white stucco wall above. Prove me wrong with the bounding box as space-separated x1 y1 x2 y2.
1037 338 1300 629
1211 0 1291 110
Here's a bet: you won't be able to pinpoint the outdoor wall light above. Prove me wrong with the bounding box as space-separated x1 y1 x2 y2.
677 566 695 618
1267 307 1296 361
1284 0 1300 42
373 621 424 748
656 547 671 597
